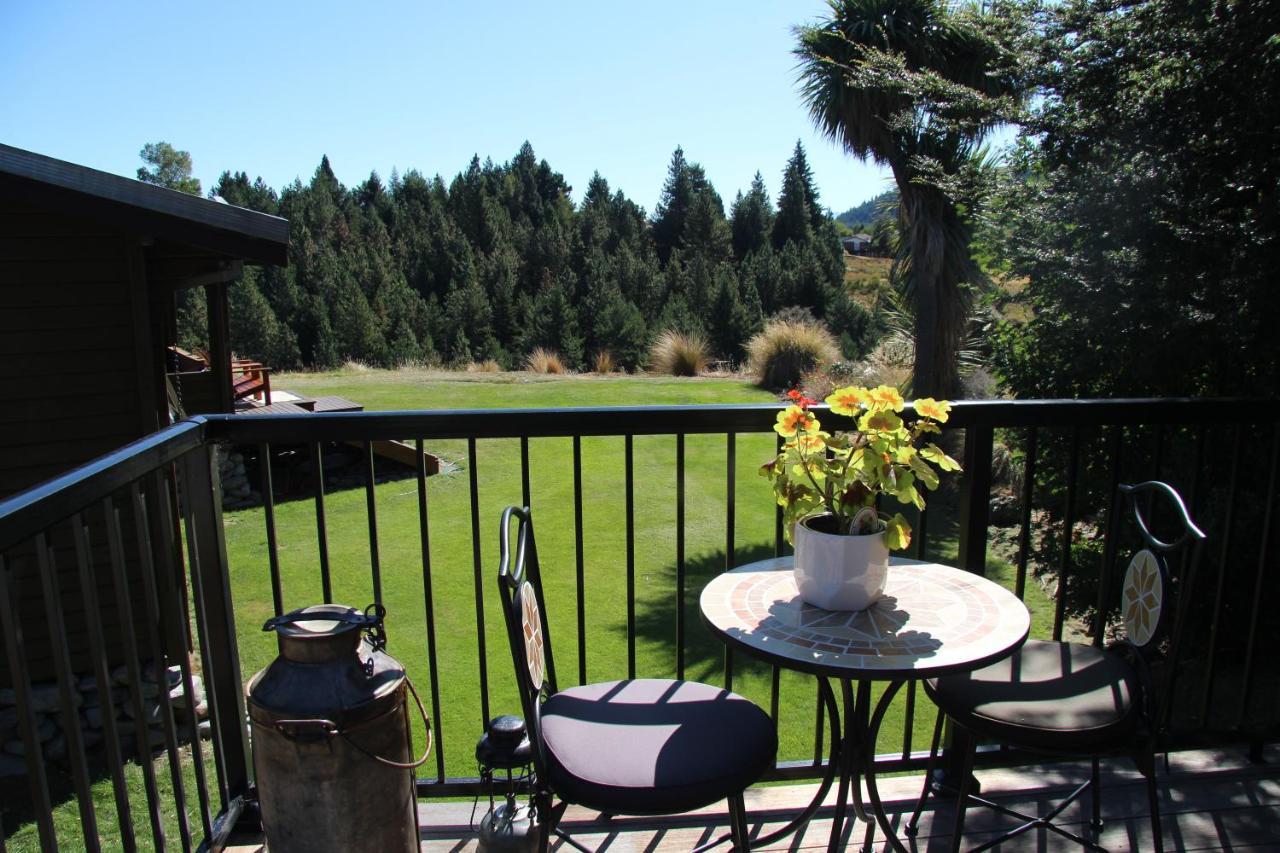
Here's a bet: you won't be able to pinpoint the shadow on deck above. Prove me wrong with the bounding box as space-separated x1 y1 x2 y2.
224 747 1279 851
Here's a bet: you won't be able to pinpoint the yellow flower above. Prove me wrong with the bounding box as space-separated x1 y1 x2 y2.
859 409 905 434
825 386 870 416
914 397 951 423
865 385 905 413
774 404 819 437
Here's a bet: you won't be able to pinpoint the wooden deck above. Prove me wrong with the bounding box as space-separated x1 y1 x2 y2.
227 747 1279 851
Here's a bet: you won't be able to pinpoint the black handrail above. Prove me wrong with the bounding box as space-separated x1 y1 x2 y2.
0 419 207 553
199 398 1280 446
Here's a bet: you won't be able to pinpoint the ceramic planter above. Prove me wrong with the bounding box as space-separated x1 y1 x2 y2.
793 513 889 611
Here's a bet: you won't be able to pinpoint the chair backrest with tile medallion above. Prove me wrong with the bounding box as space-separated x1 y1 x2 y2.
1113 480 1207 739
496 504 559 779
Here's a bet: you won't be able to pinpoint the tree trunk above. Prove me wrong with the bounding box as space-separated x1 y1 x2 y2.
898 185 971 399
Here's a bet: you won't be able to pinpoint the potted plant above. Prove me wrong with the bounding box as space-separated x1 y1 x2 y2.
760 385 960 610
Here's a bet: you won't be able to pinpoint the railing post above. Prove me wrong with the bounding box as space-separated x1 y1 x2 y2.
180 444 252 805
957 424 994 577
940 424 993 794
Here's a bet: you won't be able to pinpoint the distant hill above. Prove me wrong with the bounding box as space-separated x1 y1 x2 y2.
836 189 898 230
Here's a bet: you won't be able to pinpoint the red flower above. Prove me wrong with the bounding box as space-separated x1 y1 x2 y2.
786 388 817 408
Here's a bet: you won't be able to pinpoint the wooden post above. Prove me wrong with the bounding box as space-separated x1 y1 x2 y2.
206 281 233 413
179 445 251 804
957 424 994 577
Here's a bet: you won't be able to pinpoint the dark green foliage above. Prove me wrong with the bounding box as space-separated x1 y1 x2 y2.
824 286 880 359
708 271 763 362
835 189 898 232
205 141 878 371
990 0 1280 399
772 141 823 249
730 173 774 261
523 278 584 368
137 142 201 195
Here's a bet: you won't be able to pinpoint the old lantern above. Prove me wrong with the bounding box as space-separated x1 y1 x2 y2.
474 714 539 852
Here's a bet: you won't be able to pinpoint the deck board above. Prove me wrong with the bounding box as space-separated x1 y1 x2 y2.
226 747 1280 851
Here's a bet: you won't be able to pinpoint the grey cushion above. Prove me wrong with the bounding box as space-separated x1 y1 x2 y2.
925 639 1140 752
540 679 776 815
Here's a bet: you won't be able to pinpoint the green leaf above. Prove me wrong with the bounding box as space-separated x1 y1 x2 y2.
884 513 912 551
920 443 961 472
908 454 940 490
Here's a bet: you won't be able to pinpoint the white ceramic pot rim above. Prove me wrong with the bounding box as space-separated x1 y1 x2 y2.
800 509 884 537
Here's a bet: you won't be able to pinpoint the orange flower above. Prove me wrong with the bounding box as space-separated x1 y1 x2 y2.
794 432 828 453
825 385 870 416
774 404 819 437
865 385 905 413
913 397 951 423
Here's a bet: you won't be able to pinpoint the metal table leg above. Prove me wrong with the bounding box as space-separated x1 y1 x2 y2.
731 677 842 851
862 679 908 853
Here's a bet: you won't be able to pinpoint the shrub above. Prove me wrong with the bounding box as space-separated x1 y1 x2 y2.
746 320 839 389
591 350 618 374
466 359 502 373
525 348 566 374
648 330 710 377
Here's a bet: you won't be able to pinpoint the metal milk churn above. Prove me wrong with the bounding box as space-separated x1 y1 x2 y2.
247 603 428 853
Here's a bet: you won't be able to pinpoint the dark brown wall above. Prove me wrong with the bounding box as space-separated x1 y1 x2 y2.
0 198 145 497
0 198 156 683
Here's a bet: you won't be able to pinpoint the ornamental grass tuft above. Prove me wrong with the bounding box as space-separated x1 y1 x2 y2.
465 359 502 373
648 330 710 377
746 320 839 390
591 350 618 374
525 347 567 374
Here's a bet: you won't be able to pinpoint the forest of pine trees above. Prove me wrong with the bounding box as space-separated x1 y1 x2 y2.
192 141 878 372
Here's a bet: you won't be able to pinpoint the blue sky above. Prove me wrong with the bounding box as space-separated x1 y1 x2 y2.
1 1 896 214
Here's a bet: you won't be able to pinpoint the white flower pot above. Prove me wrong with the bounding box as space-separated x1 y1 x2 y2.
793 514 889 611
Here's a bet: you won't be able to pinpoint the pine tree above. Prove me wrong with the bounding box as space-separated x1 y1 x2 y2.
773 141 820 248
522 278 583 368
730 172 774 260
652 147 715 264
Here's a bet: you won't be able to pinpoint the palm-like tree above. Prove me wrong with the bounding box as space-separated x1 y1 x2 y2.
796 0 1020 398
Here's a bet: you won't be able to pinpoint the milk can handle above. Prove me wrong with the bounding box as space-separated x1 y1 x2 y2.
272 677 433 769
337 676 433 770
262 603 387 651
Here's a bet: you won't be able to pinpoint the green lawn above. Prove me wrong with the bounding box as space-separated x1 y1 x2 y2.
7 369 1055 848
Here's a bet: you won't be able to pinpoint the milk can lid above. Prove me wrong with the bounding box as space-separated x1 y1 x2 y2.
262 603 377 639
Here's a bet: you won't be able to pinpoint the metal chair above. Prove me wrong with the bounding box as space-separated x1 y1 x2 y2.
496 506 777 852
907 481 1206 852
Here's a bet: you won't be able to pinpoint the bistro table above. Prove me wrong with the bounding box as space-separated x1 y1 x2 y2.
699 556 1030 852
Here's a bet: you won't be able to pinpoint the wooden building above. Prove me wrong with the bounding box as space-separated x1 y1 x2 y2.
0 143 289 682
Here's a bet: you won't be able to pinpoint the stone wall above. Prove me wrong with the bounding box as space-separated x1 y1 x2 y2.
0 661 208 777
217 445 259 510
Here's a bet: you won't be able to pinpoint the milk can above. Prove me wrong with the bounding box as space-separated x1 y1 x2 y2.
247 603 429 853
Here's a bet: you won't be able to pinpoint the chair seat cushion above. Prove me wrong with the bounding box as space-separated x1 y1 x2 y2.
540 679 777 815
925 639 1140 752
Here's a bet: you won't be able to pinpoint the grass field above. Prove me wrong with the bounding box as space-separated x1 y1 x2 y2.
844 254 893 309
7 369 1054 849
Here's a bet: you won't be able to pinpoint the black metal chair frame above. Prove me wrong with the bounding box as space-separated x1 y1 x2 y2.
496 505 755 853
905 480 1207 853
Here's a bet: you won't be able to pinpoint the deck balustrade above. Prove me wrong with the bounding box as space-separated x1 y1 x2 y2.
0 398 1276 850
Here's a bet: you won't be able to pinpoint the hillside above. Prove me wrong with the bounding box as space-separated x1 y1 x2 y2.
836 189 898 230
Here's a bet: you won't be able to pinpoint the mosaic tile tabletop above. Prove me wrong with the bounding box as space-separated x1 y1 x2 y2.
700 557 1030 678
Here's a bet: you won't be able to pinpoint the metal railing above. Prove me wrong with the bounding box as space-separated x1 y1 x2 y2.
0 398 1277 850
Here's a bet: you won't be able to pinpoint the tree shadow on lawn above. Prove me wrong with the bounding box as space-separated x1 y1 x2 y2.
631 542 779 687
